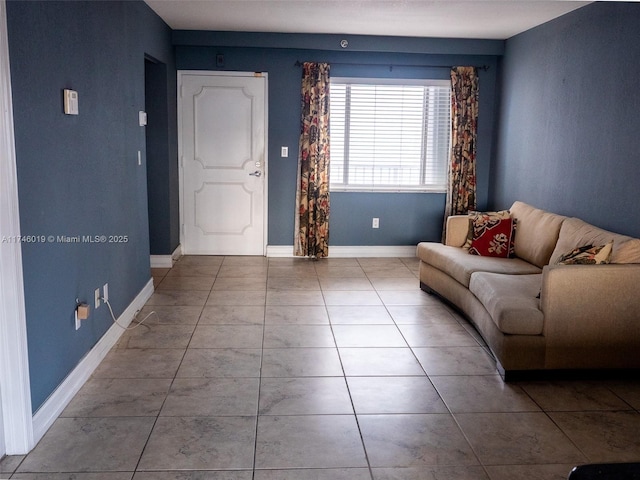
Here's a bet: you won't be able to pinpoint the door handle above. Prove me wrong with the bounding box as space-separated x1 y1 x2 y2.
249 170 262 177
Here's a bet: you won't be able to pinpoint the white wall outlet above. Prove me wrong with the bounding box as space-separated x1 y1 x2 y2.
372 217 380 229
95 288 101 309
281 146 288 158
103 283 109 303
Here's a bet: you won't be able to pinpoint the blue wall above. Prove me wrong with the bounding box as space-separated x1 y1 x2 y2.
491 2 640 237
6 0 175 411
175 34 502 245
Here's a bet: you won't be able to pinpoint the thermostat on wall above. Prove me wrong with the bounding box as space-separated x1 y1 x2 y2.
63 89 78 115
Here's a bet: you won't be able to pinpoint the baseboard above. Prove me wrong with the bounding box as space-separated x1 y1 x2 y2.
150 244 182 268
266 245 417 258
31 278 154 444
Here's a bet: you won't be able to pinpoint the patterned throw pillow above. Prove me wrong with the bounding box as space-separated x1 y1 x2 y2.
468 217 517 258
463 210 511 249
556 242 613 265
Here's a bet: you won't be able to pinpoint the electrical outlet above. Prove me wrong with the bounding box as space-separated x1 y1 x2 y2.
103 283 109 303
372 217 380 229
95 288 101 309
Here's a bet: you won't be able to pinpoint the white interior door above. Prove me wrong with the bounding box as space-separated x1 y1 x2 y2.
179 72 267 255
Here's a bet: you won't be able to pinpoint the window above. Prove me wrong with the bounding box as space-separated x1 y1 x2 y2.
330 77 451 192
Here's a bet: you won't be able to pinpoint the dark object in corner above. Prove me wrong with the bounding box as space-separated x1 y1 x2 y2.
568 463 640 479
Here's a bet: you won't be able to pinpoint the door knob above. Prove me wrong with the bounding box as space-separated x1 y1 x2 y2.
249 170 262 177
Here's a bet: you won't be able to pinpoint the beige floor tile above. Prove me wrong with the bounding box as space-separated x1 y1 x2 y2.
116 324 195 349
327 305 393 324
339 348 425 376
165 263 220 277
212 276 267 291
369 277 420 291
254 469 371 480
413 345 497 375
266 290 325 305
360 266 416 278
265 305 329 324
315 266 367 278
176 255 224 266
198 305 265 325
267 265 317 278
255 415 368 469
549 410 640 463
261 348 343 377
93 348 185 379
520 380 634 411
399 324 479 347
348 376 448 414
61 378 172 417
176 348 262 378
0 456 24 476
267 276 321 290
455 412 586 465
319 277 374 291
133 472 251 480
372 466 489 480
138 416 256 470
606 379 640 409
221 256 268 266
378 290 444 306
359 414 479 467
135 305 202 325
387 305 457 325
217 265 268 278
333 325 408 347
484 464 575 480
259 377 353 415
263 325 335 348
160 377 260 416
157 275 214 291
323 290 383 306
431 375 540 413
206 290 266 306
189 325 263 349
18 417 154 472
151 268 170 277
12 474 133 480
145 290 209 306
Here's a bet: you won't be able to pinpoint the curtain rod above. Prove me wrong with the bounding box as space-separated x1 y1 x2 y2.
294 60 489 71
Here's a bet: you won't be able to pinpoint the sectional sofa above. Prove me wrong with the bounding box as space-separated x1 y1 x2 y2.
417 201 640 379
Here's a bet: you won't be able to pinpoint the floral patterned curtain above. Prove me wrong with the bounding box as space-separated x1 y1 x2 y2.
294 62 331 258
443 66 479 239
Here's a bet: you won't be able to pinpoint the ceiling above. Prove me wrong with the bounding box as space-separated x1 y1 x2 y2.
145 0 592 40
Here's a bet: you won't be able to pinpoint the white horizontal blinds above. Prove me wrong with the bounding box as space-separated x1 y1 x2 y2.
330 78 451 191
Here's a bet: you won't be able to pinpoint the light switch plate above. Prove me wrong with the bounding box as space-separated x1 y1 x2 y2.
281 146 288 158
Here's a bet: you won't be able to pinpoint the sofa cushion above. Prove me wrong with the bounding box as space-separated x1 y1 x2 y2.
469 272 544 335
550 217 636 265
416 242 542 288
614 239 640 264
509 201 567 268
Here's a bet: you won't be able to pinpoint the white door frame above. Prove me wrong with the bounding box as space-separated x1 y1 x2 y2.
177 70 269 255
0 0 35 455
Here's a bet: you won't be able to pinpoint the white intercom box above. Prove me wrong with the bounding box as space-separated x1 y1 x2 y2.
63 89 78 115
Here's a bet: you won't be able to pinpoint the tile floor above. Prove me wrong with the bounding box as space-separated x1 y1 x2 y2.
2 255 640 480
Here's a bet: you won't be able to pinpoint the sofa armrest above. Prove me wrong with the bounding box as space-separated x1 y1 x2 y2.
540 264 640 366
445 215 470 247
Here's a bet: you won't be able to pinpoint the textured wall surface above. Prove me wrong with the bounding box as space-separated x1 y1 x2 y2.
491 2 640 237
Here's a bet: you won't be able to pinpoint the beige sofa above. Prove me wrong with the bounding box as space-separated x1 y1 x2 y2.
417 201 640 379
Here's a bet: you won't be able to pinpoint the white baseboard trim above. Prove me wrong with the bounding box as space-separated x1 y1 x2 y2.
31 278 154 444
266 245 417 258
150 244 182 268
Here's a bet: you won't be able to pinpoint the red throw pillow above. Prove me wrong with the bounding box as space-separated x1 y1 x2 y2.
469 217 516 258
